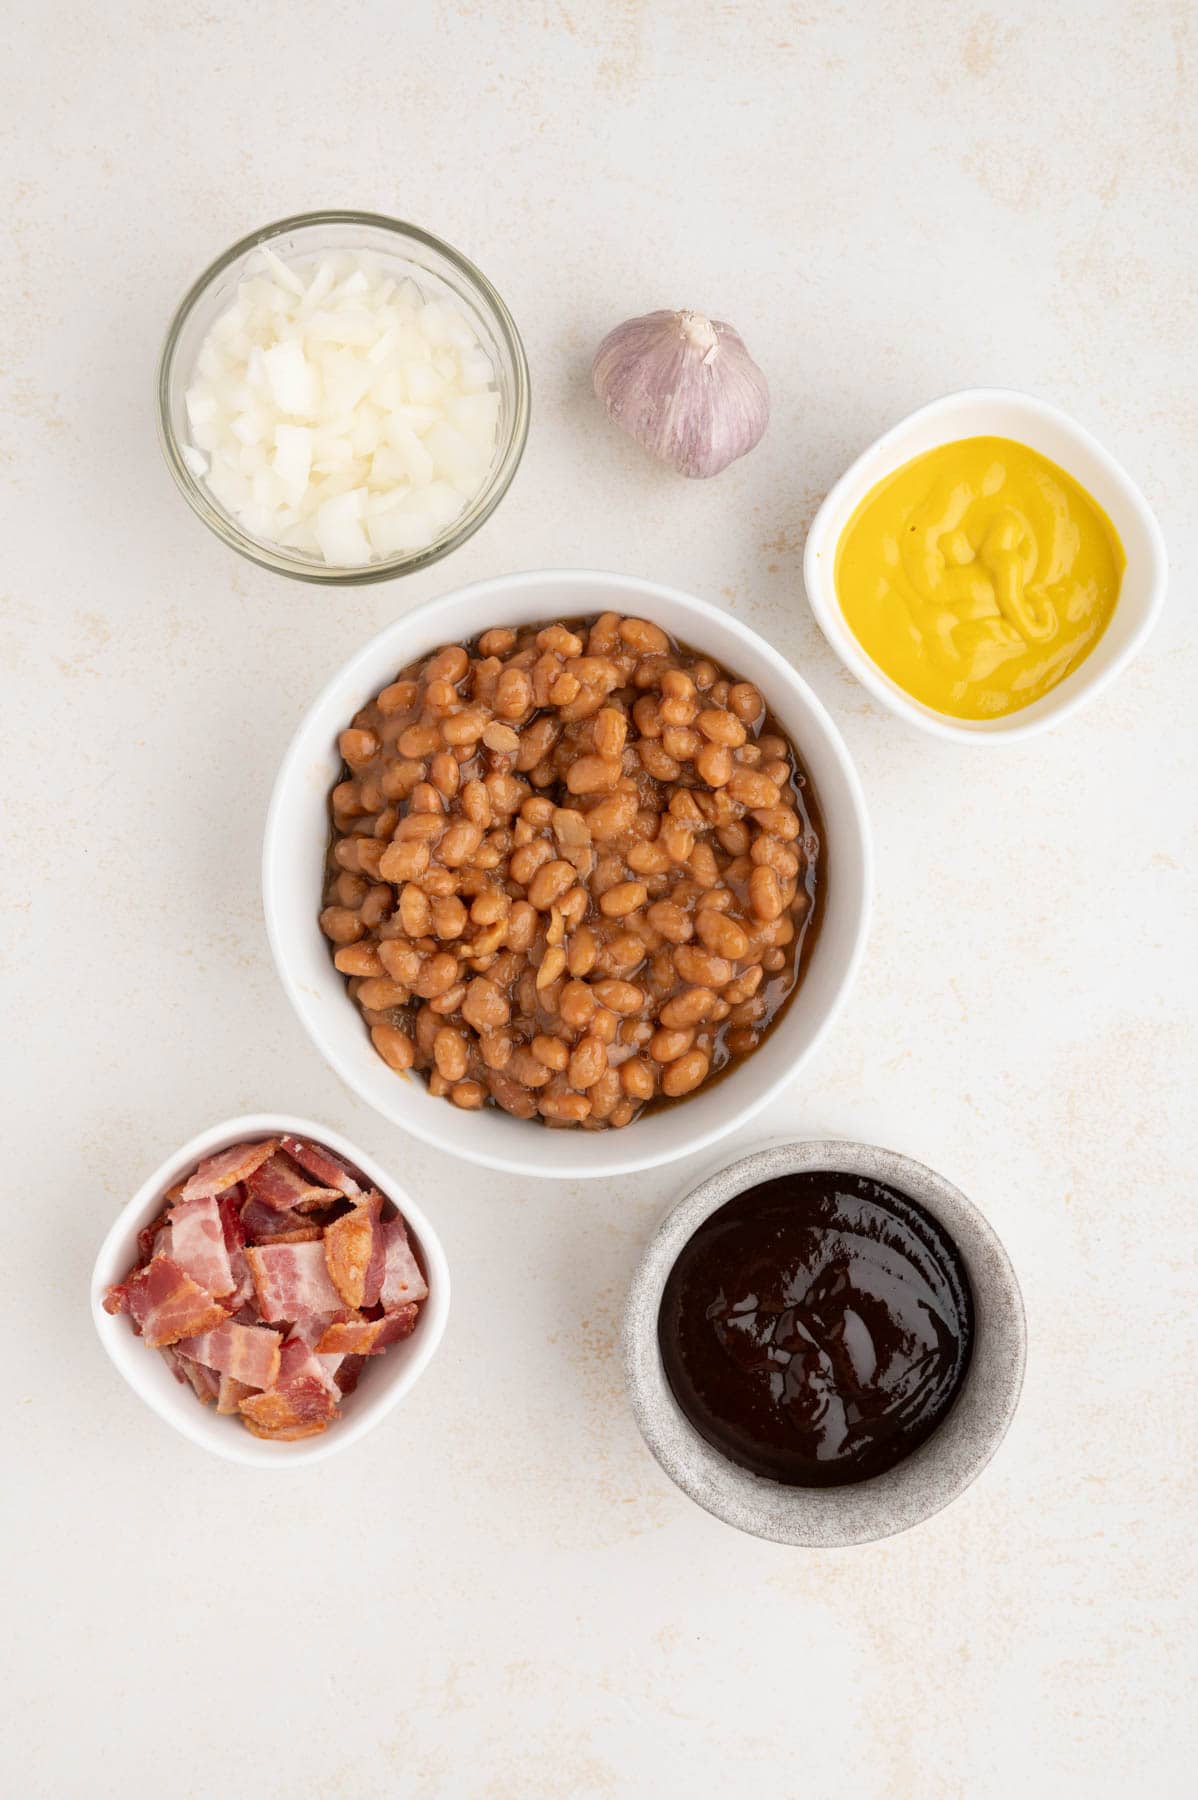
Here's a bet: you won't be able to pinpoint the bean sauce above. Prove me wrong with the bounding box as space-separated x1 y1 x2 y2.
659 1171 974 1485
320 614 823 1130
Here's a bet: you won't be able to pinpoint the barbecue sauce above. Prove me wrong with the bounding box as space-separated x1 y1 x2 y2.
658 1170 973 1487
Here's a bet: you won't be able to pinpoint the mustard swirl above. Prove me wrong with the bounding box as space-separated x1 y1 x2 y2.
835 437 1124 719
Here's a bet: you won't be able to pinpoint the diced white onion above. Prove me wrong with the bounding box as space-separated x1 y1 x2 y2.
182 247 500 566
315 489 372 566
273 425 312 503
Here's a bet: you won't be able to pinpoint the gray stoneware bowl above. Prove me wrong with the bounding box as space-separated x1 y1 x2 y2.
623 1140 1026 1546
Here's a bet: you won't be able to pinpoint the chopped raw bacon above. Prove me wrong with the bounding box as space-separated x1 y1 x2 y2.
168 1196 235 1297
336 1354 366 1396
245 1240 345 1322
239 1413 328 1442
175 1353 220 1405
225 1248 255 1312
380 1216 429 1308
290 1313 337 1349
364 1208 387 1305
217 1375 253 1415
279 1135 364 1198
289 1314 344 1383
240 1197 331 1243
107 1133 430 1442
238 1335 339 1439
373 1302 420 1347
111 1254 228 1349
216 1187 247 1252
240 1197 297 1241
137 1208 171 1265
316 1304 418 1356
181 1139 278 1202
323 1193 383 1310
314 1316 375 1355
178 1321 282 1391
280 1333 341 1397
245 1151 342 1214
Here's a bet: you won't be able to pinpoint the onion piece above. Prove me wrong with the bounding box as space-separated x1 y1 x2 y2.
181 247 500 565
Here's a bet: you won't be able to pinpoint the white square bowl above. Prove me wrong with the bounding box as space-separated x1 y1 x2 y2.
90 1113 451 1467
803 388 1167 744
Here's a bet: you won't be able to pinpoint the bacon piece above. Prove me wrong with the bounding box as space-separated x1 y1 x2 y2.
290 1313 345 1384
380 1215 429 1308
225 1248 255 1311
181 1139 278 1202
279 1135 364 1198
282 1334 341 1398
103 1282 129 1316
217 1375 253 1415
335 1354 366 1396
323 1194 384 1310
216 1186 247 1252
178 1321 282 1390
168 1196 235 1297
364 1209 387 1305
315 1304 418 1356
137 1208 171 1265
245 1241 345 1322
315 1305 418 1356
373 1303 419 1347
245 1152 341 1214
240 1197 323 1244
238 1335 339 1439
291 1314 337 1348
314 1316 376 1355
174 1353 220 1405
240 1415 330 1441
115 1255 228 1348
115 1223 170 1304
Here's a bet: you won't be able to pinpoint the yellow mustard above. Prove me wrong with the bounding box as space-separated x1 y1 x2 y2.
834 436 1124 719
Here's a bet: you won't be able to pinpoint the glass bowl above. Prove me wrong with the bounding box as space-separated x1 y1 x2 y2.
156 211 530 584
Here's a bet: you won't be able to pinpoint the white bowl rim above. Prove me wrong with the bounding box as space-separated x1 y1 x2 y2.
90 1112 451 1467
262 568 874 1179
802 386 1168 745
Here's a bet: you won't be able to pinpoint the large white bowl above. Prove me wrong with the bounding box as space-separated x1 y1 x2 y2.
803 388 1167 744
264 570 872 1179
91 1114 451 1467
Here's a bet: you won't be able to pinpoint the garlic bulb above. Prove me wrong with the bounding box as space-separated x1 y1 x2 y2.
592 309 769 479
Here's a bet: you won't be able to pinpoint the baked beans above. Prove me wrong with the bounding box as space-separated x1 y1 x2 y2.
321 616 822 1129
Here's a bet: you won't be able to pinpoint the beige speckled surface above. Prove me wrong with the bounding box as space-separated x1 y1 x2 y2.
3 1 1195 1794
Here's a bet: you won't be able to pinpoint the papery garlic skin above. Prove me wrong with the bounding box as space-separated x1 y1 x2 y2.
592 309 769 478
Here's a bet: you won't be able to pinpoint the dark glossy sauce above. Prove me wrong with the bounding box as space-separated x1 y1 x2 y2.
658 1171 973 1486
